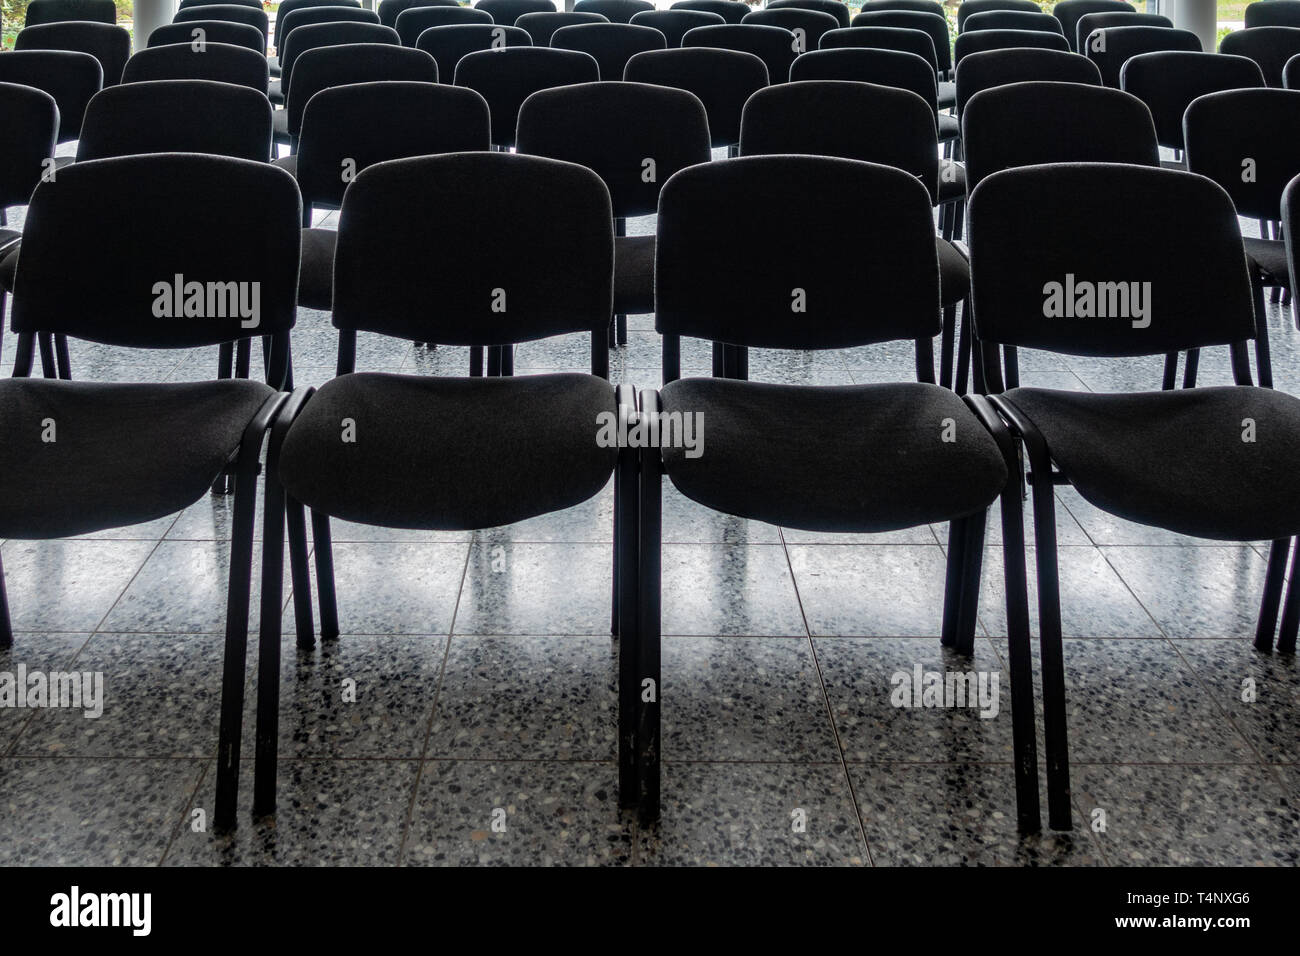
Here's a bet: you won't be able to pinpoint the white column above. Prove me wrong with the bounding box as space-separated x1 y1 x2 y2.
1170 0 1219 53
132 0 177 52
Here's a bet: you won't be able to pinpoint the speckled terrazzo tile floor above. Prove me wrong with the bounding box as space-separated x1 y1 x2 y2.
1 198 1298 866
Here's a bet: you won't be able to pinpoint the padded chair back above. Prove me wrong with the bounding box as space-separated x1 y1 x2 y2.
396 5 492 45
77 79 273 162
179 0 262 7
671 0 749 25
379 0 459 29
0 49 102 142
863 0 944 15
278 6 381 51
297 81 490 208
517 10 607 46
1288 50 1300 85
630 10 724 47
517 80 710 218
0 83 58 210
1185 87 1300 221
1084 26 1201 87
1246 0 1300 28
15 21 131 86
683 24 797 84
1284 170 1300 287
820 25 936 69
475 0 558 25
624 46 767 146
455 46 598 146
957 0 1041 32
173 5 270 45
1120 50 1264 150
550 22 665 79
1051 0 1134 51
282 21 400 90
962 80 1158 191
575 0 655 23
148 20 267 54
742 8 840 53
1220 25 1300 86
123 42 270 95
791 47 938 120
1074 10 1170 50
963 11 1063 34
416 24 532 86
849 11 951 72
278 0 362 23
956 47 1100 115
954 28 1070 66
12 153 300 349
657 155 940 349
740 79 939 200
24 0 115 25
967 163 1254 357
288 42 437 137
768 0 851 30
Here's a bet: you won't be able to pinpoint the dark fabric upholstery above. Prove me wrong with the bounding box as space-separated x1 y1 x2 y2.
957 0 1041 32
1119 51 1263 150
819 26 937 69
379 0 458 29
937 236 970 306
273 108 289 141
1284 171 1300 287
0 231 20 259
575 0 655 24
417 24 531 84
743 8 840 52
13 154 300 348
15 21 130 85
0 50 102 141
789 48 940 126
277 6 381 53
1185 88 1300 221
1003 385 1300 540
287 43 437 138
333 152 612 344
280 21 399 91
1285 50 1300 86
24 0 116 25
623 47 768 147
279 372 617 529
278 0 362 24
395 6 492 46
0 83 58 210
1051 0 1133 51
0 249 15 292
1074 11 1170 51
123 42 270 94
866 1 944 15
516 11 606 46
660 378 1007 531
476 0 558 25
769 0 851 30
173 5 270 44
955 47 1100 116
147 20 268 54
0 378 275 539
298 226 335 309
454 47 598 146
1243 236 1288 285
849 11 951 71
967 163 1255 355
269 77 284 103
180 0 263 7
550 22 665 80
1247 0 1300 28
656 155 940 349
630 10 724 47
1084 26 1201 88
682 23 797 83
1220 25 1300 86
953 27 1070 66
938 110 959 138
963 10 1063 33
937 77 955 106
671 0 749 25
516 81 710 218
614 234 655 313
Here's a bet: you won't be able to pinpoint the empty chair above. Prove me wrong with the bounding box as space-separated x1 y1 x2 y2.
24 0 115 25
1246 0 1300 28
1051 0 1133 51
1084 26 1201 87
270 0 364 70
378 0 459 28
179 0 262 6
624 46 768 151
963 10 1064 34
550 22 665 79
396 4 492 45
174 4 270 47
0 49 102 142
863 0 945 14
820 24 937 63
768 0 850 29
148 19 268 54
683 23 797 84
1120 50 1264 157
1220 25 1300 86
1074 10 1171 51
454 46 598 147
575 0 655 23
742 7 840 53
517 10 607 46
851 10 952 78
953 28 1071 68
15 21 131 86
416 23 532 83
475 0 557 24
957 0 1041 32
956 47 1101 116
279 21 400 100
277 4 381 49
124 41 271 95
671 0 749 24
630 9 724 47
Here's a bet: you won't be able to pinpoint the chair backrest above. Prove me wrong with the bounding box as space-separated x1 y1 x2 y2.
671 0 749 25
791 47 938 121
550 22 665 79
1185 87 1300 221
1084 26 1201 87
962 80 1158 191
963 10 1063 34
1246 0 1300 28
630 10 724 47
574 0 655 24
1220 25 1300 86
15 21 131 86
148 19 267 54
332 151 612 356
1283 170 1300 289
77 79 273 162
1120 50 1264 149
656 154 941 352
742 8 840 53
12 153 300 352
517 10 607 46
819 25 936 69
297 80 490 208
740 78 939 200
24 0 116 26
850 10 951 72
396 5 493 45
768 0 851 30
0 49 101 142
863 0 945 16
956 47 1100 115
173 4 270 44
954 28 1071 67
278 6 381 51
517 80 710 218
454 46 599 146
287 42 438 138
624 46 767 146
416 23 532 85
1051 0 1134 51
277 0 362 25
1288 50 1300 85
475 0 558 25
0 82 58 210
282 21 400 91
124 42 270 94
179 0 262 7
1074 10 1171 51
379 0 459 29
967 163 1254 364
682 23 797 83
957 0 1041 32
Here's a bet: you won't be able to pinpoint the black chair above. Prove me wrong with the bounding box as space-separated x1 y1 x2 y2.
575 0 655 23
962 10 1063 34
0 152 301 833
278 4 381 48
957 0 1041 32
0 49 102 142
550 22 666 80
1220 25 1300 86
455 46 598 147
174 4 270 47
863 0 945 14
277 21 401 106
969 161 1300 829
180 0 262 6
671 0 749 25
1288 51 1300 85
24 0 115 25
820 24 936 62
630 9 724 47
624 46 769 152
851 9 953 102
1051 0 1133 51
955 47 1101 116
253 150 630 819
682 23 797 84
475 0 557 25
953 28 1071 68
517 80 711 345
416 23 532 84
15 21 131 86
379 0 459 28
147 19 268 54
1246 0 1300 28
270 0 365 70
124 41 271 94
742 7 840 53
638 153 1034 830
517 10 607 46
396 4 492 46
1074 10 1171 51
768 0 851 30
1084 26 1201 87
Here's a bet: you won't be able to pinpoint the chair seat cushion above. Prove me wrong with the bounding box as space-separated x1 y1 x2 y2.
0 228 19 260
279 372 618 530
614 233 655 314
273 108 289 143
270 78 283 104
659 378 1008 532
938 81 955 109
0 242 17 293
271 154 298 178
0 377 275 539
1003 385 1300 541
269 54 281 76
938 112 959 141
937 237 968 306
1244 236 1289 286
299 226 335 310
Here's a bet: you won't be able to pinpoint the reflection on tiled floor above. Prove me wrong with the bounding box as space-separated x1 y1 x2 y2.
2 157 1299 866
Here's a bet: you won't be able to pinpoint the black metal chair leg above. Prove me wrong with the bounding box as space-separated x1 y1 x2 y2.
940 302 956 389
954 300 972 395
616 313 627 346
612 462 621 638
954 508 987 655
311 509 340 641
54 334 71 380
235 338 251 380
212 343 236 494
940 515 969 647
1275 539 1300 654
1162 351 1178 390
487 345 502 377
37 333 56 378
470 346 483 377
1181 348 1199 389
1251 273 1274 387
635 397 663 824
951 196 965 242
253 457 286 819
616 433 639 808
285 497 315 647
0 550 12 648
1255 537 1290 652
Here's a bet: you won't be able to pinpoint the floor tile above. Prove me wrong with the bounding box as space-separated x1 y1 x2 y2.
662 544 805 636
787 544 949 637
0 539 155 633
455 542 612 635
